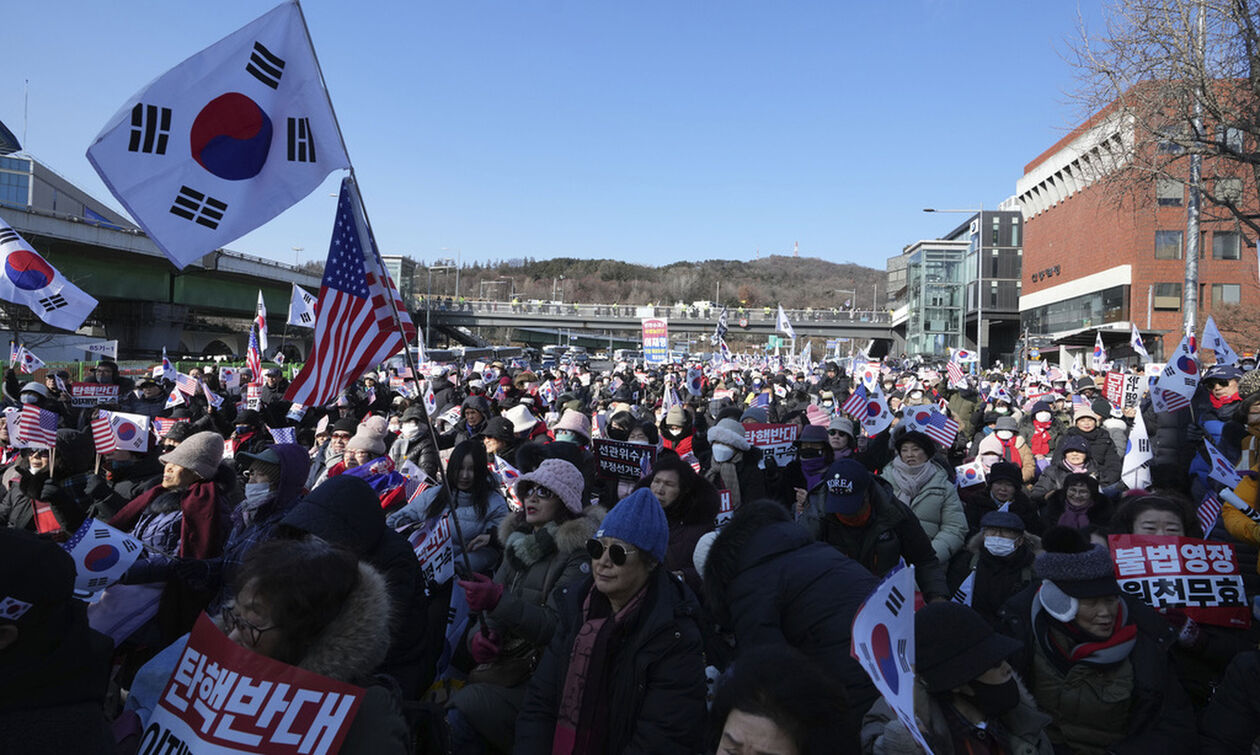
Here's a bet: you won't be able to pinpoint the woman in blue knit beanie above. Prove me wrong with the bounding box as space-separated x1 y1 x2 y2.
515 488 708 754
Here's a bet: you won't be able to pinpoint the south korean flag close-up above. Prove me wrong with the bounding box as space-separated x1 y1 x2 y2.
86 0 350 270
0 215 98 331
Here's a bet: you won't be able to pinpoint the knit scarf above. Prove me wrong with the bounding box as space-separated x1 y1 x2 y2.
887 457 936 503
109 480 224 559
504 521 559 571
552 584 648 755
800 456 828 491
708 456 743 511
1031 420 1052 456
1032 594 1137 673
1209 392 1239 409
1057 496 1095 529
998 435 1021 466
1062 458 1089 475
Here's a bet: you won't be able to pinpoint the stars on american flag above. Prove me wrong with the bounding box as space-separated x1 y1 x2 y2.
323 197 370 297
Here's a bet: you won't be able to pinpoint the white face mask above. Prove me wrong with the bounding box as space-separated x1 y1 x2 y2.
401 422 421 440
996 430 1015 440
994 406 1010 415
984 535 1018 557
1035 411 1051 422
243 482 272 508
712 444 736 463
19 394 38 404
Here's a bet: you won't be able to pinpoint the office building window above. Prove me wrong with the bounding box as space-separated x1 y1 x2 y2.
1213 283 1241 306
1153 283 1182 310
1156 177 1183 206
991 216 1001 245
1213 231 1242 260
1217 126 1245 152
1011 218 1021 247
1157 127 1185 153
1155 230 1183 259
1217 177 1244 202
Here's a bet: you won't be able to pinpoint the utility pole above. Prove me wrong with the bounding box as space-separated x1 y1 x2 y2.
1184 0 1205 336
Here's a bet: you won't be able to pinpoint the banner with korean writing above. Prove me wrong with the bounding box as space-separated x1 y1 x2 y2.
70 382 120 408
641 317 669 365
406 515 455 585
744 422 800 470
593 438 656 481
714 490 733 530
1109 534 1249 628
145 613 364 755
1104 372 1145 409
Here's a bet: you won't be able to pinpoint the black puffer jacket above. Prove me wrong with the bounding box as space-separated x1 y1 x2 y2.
1060 425 1121 486
704 502 878 748
515 568 707 755
1200 649 1260 753
279 475 429 697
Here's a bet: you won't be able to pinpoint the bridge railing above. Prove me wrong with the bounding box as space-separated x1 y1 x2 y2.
418 298 891 324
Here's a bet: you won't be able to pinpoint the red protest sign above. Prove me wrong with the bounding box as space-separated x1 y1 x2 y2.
1108 534 1250 628
145 613 365 754
1104 372 1124 406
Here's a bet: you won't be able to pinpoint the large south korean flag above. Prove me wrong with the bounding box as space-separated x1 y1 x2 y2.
86 1 349 269
0 216 97 331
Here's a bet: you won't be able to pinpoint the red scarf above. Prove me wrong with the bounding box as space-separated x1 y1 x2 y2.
109 480 225 559
1209 392 1240 410
1031 420 1052 456
999 435 1022 467
663 434 693 457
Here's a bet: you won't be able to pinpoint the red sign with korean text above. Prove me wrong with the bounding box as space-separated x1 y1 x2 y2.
1108 534 1250 628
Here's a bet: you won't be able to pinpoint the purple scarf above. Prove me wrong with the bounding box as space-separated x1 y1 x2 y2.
801 456 829 491
1057 499 1095 529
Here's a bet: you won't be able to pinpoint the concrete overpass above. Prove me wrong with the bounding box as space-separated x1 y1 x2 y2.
6 204 320 361
424 300 897 352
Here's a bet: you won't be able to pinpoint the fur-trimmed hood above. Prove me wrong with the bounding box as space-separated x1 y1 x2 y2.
497 504 606 555
297 562 392 684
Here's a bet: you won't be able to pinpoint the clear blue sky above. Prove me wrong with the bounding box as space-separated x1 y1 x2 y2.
6 0 1105 271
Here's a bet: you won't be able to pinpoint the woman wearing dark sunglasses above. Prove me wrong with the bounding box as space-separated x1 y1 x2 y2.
446 458 604 754
516 487 708 754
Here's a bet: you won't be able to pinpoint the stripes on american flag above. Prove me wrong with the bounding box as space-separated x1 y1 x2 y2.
841 384 867 418
905 406 959 447
172 371 199 396
152 417 185 438
284 177 415 408
246 326 262 386
946 360 964 387
19 404 58 448
1198 491 1224 536
90 411 117 455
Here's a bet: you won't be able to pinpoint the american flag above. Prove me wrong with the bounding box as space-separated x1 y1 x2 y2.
946 360 965 387
19 404 58 448
202 382 223 409
1198 491 1224 536
268 425 297 444
905 406 959 448
152 417 184 438
172 371 199 396
246 326 261 386
284 177 415 407
90 411 117 454
841 384 867 418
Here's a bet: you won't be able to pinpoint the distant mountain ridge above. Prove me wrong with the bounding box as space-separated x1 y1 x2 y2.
440 255 886 309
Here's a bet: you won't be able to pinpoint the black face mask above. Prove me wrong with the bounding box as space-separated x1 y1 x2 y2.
962 676 1019 719
607 425 630 441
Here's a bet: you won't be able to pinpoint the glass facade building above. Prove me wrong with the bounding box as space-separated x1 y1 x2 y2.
903 240 967 356
0 155 32 208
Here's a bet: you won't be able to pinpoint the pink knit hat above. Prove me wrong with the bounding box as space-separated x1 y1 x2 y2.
553 409 591 441
513 458 584 514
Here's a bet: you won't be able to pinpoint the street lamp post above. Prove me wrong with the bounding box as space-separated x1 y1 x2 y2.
924 204 985 365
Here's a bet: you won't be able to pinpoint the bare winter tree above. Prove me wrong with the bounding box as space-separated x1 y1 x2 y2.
1069 0 1260 234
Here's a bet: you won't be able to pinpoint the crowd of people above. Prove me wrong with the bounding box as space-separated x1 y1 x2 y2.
5 349 1260 753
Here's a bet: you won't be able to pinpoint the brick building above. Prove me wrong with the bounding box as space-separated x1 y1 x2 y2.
1015 102 1260 358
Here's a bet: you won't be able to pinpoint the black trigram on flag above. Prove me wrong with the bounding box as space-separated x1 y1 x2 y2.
38 295 68 312
169 186 228 230
884 585 906 616
128 104 172 154
246 41 286 89
299 311 312 324
0 229 18 246
287 117 316 162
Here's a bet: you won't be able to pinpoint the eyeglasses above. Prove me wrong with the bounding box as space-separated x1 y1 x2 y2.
827 430 846 436
586 539 638 566
221 605 279 645
519 483 557 500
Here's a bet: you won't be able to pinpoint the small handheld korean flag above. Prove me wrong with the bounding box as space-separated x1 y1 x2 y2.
1091 332 1108 371
1121 411 1153 490
1152 334 1199 413
85 1 351 269
851 563 932 753
109 412 150 453
1202 315 1239 366
254 289 269 352
0 215 98 331
1129 322 1151 363
61 518 144 595
287 282 317 327
16 345 44 374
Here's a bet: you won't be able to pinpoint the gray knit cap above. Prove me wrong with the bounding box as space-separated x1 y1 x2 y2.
159 430 224 481
1034 544 1120 598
